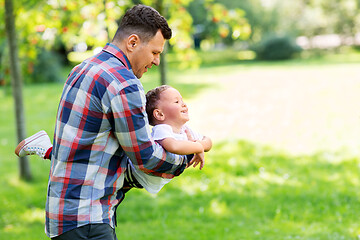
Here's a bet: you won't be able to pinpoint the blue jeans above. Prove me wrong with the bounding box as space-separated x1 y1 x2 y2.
52 224 117 240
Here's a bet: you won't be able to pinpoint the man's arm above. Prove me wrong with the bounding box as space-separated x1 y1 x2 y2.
111 84 189 178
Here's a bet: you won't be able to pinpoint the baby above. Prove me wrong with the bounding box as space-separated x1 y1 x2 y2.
130 85 212 193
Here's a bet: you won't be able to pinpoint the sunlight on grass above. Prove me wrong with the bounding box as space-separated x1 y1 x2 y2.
21 207 45 224
237 50 256 60
209 199 230 216
1 137 9 147
171 173 210 196
3 224 16 234
240 170 301 187
6 174 23 188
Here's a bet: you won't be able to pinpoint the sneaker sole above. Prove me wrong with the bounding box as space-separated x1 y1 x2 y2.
14 130 47 157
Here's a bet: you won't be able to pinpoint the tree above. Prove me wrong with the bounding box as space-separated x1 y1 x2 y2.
217 0 360 48
4 0 32 181
154 0 168 85
1 0 251 86
188 0 251 49
301 0 360 44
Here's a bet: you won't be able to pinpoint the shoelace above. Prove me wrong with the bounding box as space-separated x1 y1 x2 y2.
25 146 46 158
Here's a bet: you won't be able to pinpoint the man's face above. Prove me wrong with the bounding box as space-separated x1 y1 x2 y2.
130 30 165 79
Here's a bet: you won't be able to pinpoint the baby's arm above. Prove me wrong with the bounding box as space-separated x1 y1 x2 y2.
198 136 212 152
158 137 205 170
158 138 204 155
183 129 212 170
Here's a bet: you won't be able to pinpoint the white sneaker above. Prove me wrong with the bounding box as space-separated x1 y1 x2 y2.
15 130 52 159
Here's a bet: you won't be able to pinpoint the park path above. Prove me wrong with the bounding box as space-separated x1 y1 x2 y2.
187 63 360 155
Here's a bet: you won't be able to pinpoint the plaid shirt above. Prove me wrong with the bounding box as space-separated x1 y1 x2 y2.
46 43 189 238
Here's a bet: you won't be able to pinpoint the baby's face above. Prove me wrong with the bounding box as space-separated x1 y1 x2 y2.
157 87 189 127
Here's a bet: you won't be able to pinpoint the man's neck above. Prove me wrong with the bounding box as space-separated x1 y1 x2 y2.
111 41 126 54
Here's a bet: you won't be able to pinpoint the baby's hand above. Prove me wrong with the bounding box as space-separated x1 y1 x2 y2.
185 128 205 169
190 151 205 170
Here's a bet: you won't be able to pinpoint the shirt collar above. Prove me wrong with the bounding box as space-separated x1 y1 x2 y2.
102 43 132 70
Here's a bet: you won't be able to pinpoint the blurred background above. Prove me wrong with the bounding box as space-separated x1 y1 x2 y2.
1 0 360 84
1 0 360 239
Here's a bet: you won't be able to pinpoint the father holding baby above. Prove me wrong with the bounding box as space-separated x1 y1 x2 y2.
46 4 206 240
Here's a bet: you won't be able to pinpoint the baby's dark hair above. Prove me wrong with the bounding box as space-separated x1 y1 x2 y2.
146 85 171 126
113 4 172 43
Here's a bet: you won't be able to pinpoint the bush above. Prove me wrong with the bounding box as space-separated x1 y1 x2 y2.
30 48 64 83
253 35 302 60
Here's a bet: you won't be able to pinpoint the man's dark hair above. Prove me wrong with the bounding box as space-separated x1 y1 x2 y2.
113 4 172 43
146 85 171 126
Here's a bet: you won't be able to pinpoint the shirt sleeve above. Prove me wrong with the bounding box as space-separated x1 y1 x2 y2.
184 125 204 141
110 84 189 178
152 124 175 141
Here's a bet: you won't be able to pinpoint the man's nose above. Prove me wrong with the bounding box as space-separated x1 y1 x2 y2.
152 55 160 66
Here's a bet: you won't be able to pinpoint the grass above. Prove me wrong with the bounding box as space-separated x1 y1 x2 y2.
117 141 360 240
1 50 360 239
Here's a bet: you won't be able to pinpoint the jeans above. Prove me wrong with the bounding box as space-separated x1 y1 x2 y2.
52 223 117 240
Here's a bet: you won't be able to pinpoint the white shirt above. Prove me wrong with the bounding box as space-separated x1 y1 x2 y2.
129 124 203 194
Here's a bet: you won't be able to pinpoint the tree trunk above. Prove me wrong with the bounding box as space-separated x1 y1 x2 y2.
103 0 111 43
160 42 168 85
155 0 168 85
5 0 32 181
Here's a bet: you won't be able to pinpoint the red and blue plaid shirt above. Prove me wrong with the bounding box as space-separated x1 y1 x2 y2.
45 43 189 238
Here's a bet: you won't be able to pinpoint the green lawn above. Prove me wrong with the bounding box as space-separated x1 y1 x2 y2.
1 51 360 239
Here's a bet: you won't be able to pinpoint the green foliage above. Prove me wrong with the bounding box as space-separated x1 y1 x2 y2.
216 0 360 49
143 0 251 69
253 35 302 60
188 0 251 48
30 48 64 83
298 0 360 37
1 0 360 84
1 0 126 84
0 38 9 85
213 0 293 43
0 0 252 82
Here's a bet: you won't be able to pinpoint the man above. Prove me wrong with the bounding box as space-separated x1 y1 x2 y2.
45 5 199 240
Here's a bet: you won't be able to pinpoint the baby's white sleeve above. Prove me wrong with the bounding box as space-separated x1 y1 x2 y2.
184 125 204 141
152 124 175 141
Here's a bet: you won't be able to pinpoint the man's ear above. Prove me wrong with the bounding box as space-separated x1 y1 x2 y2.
153 109 165 121
126 34 140 52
